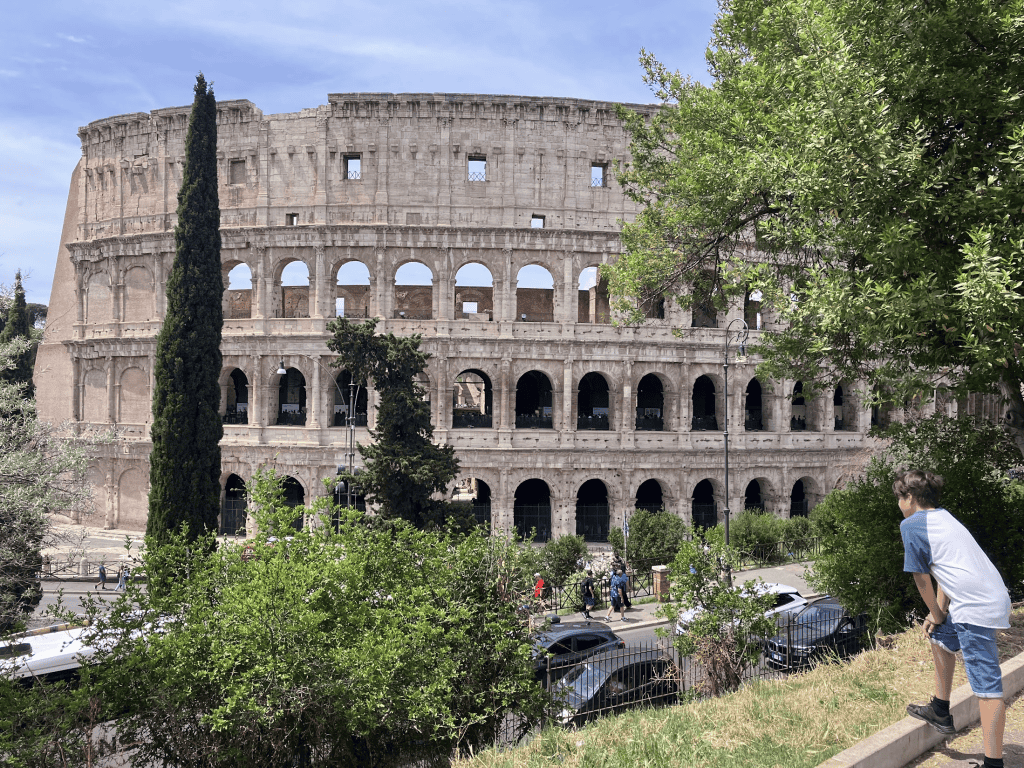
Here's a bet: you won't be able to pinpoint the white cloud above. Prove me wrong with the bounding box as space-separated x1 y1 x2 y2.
58 34 87 44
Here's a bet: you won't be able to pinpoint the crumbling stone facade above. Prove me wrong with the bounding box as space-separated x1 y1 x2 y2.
35 92 930 537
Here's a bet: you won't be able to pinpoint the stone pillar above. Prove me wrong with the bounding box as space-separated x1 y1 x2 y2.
824 387 836 431
561 359 574 433
251 355 263 427
620 360 632 434
677 379 691 432
309 355 322 429
312 245 325 319
498 357 511 429
105 356 115 424
431 277 441 320
72 355 82 421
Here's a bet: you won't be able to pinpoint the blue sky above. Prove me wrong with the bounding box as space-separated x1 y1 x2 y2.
1 0 719 305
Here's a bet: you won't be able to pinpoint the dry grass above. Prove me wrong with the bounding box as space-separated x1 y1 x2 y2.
458 608 1024 768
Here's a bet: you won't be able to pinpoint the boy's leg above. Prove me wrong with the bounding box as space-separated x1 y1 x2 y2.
957 622 1004 762
978 697 1005 761
930 640 955 700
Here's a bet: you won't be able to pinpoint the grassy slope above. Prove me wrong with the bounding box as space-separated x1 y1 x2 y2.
459 609 1024 768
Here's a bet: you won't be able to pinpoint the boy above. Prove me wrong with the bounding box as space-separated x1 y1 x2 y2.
897 469 1011 768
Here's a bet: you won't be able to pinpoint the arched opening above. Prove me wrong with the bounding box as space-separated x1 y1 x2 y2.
279 260 310 318
282 476 305 531
691 376 718 430
744 289 763 330
577 372 611 430
220 474 247 535
576 479 609 542
790 479 808 518
452 478 491 527
452 370 493 428
692 480 717 529
745 379 763 431
641 293 665 320
791 381 807 431
277 368 307 426
635 479 664 513
225 369 249 424
225 263 253 319
744 479 765 512
123 267 155 322
515 371 553 428
516 265 555 323
577 266 611 324
394 262 433 319
690 273 718 328
636 374 664 431
333 370 368 427
514 479 551 542
833 384 854 431
454 263 494 320
335 261 371 318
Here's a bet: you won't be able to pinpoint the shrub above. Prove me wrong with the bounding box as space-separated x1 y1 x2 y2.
729 510 788 564
622 509 692 568
539 535 589 588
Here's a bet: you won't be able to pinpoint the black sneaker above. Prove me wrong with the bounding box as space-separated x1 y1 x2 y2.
906 702 955 735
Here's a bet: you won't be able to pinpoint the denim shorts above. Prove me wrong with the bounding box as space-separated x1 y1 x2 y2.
930 616 1003 698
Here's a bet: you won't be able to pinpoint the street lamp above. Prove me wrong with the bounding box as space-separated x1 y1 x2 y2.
277 358 363 507
721 318 749 589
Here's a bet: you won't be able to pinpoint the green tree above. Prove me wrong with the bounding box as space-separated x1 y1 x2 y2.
659 525 776 696
25 470 548 767
538 534 589 588
616 508 691 568
326 318 460 528
0 272 35 397
147 73 223 544
607 0 1024 455
808 414 1024 633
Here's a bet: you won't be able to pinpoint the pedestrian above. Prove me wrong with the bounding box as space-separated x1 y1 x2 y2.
95 562 107 590
897 469 1010 768
606 569 627 621
611 554 632 609
580 569 596 620
115 563 126 591
533 572 545 599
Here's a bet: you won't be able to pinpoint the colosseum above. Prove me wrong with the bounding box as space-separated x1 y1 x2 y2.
33 91 917 538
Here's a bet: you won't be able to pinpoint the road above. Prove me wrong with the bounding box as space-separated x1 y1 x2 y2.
30 580 127 629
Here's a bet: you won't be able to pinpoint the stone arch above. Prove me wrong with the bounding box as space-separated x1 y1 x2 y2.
333 370 368 427
514 478 551 542
575 478 610 542
743 478 768 512
118 367 149 424
275 258 311 318
452 476 492 527
833 381 856 431
635 478 665 513
576 265 611 324
453 262 494 320
515 370 554 429
122 265 154 322
577 371 611 431
452 369 493 428
691 478 718 528
394 260 434 320
83 367 107 423
635 373 665 431
221 473 247 535
515 263 555 322
334 260 371 319
691 374 719 431
276 366 307 426
745 377 764 431
225 368 249 423
791 381 808 430
744 288 763 330
223 261 254 319
86 272 112 324
790 475 823 517
281 475 305 530
117 466 148 530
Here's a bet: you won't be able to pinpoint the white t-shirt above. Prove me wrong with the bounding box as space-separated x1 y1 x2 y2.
901 507 1010 628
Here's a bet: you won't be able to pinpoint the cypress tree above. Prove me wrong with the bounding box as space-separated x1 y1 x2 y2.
0 271 35 398
147 74 223 543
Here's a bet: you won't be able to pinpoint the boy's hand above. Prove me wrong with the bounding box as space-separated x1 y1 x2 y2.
922 612 946 637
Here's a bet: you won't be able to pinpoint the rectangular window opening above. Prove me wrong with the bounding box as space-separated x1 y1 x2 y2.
531 214 545 228
463 301 478 315
343 155 361 180
229 159 246 185
335 297 345 317
285 213 298 226
468 155 487 182
591 163 607 187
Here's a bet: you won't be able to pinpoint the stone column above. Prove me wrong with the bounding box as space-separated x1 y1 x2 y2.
431 277 441 320
252 245 267 319
824 388 836 431
312 245 325 319
250 355 263 427
561 359 574 432
309 355 322 429
498 357 511 429
620 360 633 434
105 357 116 424
677 378 691 432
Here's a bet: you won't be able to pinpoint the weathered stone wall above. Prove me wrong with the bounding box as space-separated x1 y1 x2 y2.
36 92 885 534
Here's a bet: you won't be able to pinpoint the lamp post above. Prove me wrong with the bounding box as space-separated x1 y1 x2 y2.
721 318 749 589
276 358 362 507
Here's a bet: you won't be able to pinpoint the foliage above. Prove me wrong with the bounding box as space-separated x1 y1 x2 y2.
0 272 35 397
607 527 625 560
808 414 1024 633
326 318 460 528
623 508 691 567
17 470 548 767
0 337 89 634
147 74 223 546
607 0 1024 456
729 510 814 565
538 535 589 588
659 526 776 695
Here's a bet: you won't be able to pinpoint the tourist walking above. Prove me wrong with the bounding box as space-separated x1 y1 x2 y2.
115 563 126 591
94 563 107 590
580 569 596 620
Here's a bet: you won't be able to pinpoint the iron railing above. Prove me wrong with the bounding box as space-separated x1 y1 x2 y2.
345 170 361 180
276 411 307 426
516 414 553 429
691 415 719 431
222 410 248 424
333 412 368 427
575 505 610 542
577 414 610 431
635 415 664 431
468 171 487 182
745 410 763 430
453 411 493 429
393 309 432 319
514 505 552 542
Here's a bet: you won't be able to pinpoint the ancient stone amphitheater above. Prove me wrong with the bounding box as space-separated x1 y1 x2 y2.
34 92 908 537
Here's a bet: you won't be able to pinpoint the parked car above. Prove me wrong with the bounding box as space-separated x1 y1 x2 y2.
764 597 867 670
552 648 679 727
675 582 808 635
532 620 624 686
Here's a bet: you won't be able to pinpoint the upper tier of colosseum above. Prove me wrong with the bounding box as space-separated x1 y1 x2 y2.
74 93 659 243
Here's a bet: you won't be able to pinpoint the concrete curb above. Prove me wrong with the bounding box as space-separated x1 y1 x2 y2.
816 648 1024 768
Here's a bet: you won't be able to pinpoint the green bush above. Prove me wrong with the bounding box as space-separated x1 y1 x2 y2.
539 535 589 588
607 527 625 560
622 509 691 568
808 414 1024 633
785 514 814 541
730 510 788 564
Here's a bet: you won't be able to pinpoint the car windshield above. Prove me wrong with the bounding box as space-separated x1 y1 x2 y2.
555 661 608 706
795 605 844 633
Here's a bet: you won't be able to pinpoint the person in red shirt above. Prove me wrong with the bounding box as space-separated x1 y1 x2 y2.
533 573 545 598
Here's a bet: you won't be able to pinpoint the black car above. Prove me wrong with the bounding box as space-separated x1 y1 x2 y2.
764 597 867 670
551 648 679 727
532 620 624 686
